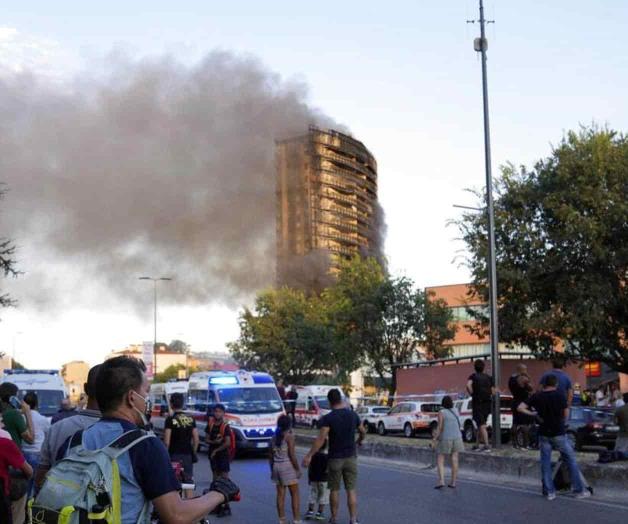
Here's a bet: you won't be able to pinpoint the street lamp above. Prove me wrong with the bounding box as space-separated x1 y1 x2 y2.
469 0 501 446
139 276 173 376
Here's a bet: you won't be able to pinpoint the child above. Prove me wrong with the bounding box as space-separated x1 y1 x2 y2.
271 415 302 524
304 440 329 521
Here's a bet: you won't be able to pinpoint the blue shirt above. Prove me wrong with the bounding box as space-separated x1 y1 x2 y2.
540 369 572 399
58 417 179 524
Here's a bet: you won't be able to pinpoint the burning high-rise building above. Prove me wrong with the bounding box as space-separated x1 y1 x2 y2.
276 126 381 289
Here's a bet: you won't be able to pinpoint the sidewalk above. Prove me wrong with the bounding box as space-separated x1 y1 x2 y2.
294 428 628 495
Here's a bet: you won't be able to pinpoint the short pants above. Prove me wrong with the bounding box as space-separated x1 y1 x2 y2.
327 456 358 491
210 450 231 474
272 460 299 487
436 438 465 454
472 401 491 427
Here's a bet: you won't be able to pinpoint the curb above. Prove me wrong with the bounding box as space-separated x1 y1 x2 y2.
294 433 628 492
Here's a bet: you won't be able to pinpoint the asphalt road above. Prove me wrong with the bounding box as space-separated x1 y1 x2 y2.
191 452 628 524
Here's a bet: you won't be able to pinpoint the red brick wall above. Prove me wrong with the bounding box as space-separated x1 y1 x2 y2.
396 359 587 396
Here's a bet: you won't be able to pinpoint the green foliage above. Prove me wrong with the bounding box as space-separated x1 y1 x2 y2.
168 339 189 354
154 363 190 383
228 287 337 384
0 186 19 313
326 257 455 397
229 256 457 394
455 127 628 372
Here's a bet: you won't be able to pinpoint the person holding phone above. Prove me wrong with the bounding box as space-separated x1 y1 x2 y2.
0 383 34 448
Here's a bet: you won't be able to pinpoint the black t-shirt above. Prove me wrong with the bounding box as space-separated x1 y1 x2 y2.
320 408 360 459
165 411 196 455
528 390 567 437
508 374 532 406
207 420 230 459
308 451 328 482
468 372 494 404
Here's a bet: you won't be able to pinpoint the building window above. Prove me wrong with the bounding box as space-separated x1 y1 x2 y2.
450 305 488 322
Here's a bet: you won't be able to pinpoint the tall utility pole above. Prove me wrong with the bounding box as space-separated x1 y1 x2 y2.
469 0 501 446
139 276 173 375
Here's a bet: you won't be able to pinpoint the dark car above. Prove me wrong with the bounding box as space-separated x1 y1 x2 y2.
566 407 619 451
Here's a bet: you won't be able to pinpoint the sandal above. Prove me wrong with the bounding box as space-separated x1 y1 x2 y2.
434 484 445 489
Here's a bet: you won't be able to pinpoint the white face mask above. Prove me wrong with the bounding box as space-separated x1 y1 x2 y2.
131 391 151 428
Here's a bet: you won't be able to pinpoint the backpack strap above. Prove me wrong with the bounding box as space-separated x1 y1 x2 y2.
104 429 154 459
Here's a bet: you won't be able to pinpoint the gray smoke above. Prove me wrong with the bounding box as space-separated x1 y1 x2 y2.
0 51 343 309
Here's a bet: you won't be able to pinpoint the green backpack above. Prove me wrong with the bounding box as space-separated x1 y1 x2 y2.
29 429 154 524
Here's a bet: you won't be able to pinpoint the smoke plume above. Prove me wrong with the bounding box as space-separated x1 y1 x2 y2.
0 51 341 309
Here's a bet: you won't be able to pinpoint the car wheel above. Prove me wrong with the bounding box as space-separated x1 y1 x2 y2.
377 422 387 436
365 420 375 434
311 419 319 429
463 422 475 443
429 422 438 439
404 423 414 438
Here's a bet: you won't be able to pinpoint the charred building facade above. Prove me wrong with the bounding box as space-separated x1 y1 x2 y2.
276 127 381 290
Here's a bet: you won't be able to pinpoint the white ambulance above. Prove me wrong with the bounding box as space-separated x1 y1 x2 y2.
186 370 284 451
149 380 189 418
294 385 347 428
2 369 67 418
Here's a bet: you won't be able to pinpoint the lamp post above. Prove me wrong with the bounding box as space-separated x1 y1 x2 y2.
139 276 173 376
469 0 501 446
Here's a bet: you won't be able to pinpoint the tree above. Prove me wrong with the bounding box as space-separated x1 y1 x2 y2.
455 127 628 372
0 186 19 313
228 288 339 384
325 257 456 399
154 363 187 383
168 339 189 354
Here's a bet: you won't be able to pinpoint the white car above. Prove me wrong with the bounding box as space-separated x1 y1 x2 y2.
356 405 391 433
376 401 441 438
453 396 513 442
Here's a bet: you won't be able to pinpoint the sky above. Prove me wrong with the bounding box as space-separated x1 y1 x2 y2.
1 0 627 368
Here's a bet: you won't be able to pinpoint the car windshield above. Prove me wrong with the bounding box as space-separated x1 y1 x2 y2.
315 396 331 410
585 409 615 424
217 387 283 414
18 389 65 417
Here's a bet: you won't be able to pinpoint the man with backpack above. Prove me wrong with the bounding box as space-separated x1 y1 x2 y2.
206 403 234 518
466 359 495 452
33 356 239 524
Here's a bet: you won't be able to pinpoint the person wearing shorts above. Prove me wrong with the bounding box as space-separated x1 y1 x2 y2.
270 415 302 524
432 396 465 489
303 389 365 524
164 393 199 498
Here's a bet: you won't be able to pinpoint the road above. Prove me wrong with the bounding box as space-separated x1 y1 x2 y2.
190 452 628 523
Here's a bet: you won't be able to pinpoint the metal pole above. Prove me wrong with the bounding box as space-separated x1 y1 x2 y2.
477 0 501 446
153 279 158 376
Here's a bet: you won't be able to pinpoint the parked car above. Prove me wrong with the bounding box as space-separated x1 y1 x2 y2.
356 405 391 433
565 407 618 451
377 401 441 438
453 396 513 443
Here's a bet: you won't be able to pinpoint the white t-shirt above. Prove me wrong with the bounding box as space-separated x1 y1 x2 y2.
596 390 608 407
22 409 51 453
615 398 626 408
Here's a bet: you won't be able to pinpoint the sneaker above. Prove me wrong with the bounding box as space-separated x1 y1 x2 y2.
574 490 591 499
305 511 315 520
315 513 326 521
471 445 481 451
482 446 492 453
546 492 556 501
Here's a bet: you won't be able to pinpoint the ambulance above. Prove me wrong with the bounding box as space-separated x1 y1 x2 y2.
149 380 189 418
2 369 67 417
186 370 284 451
294 385 347 428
